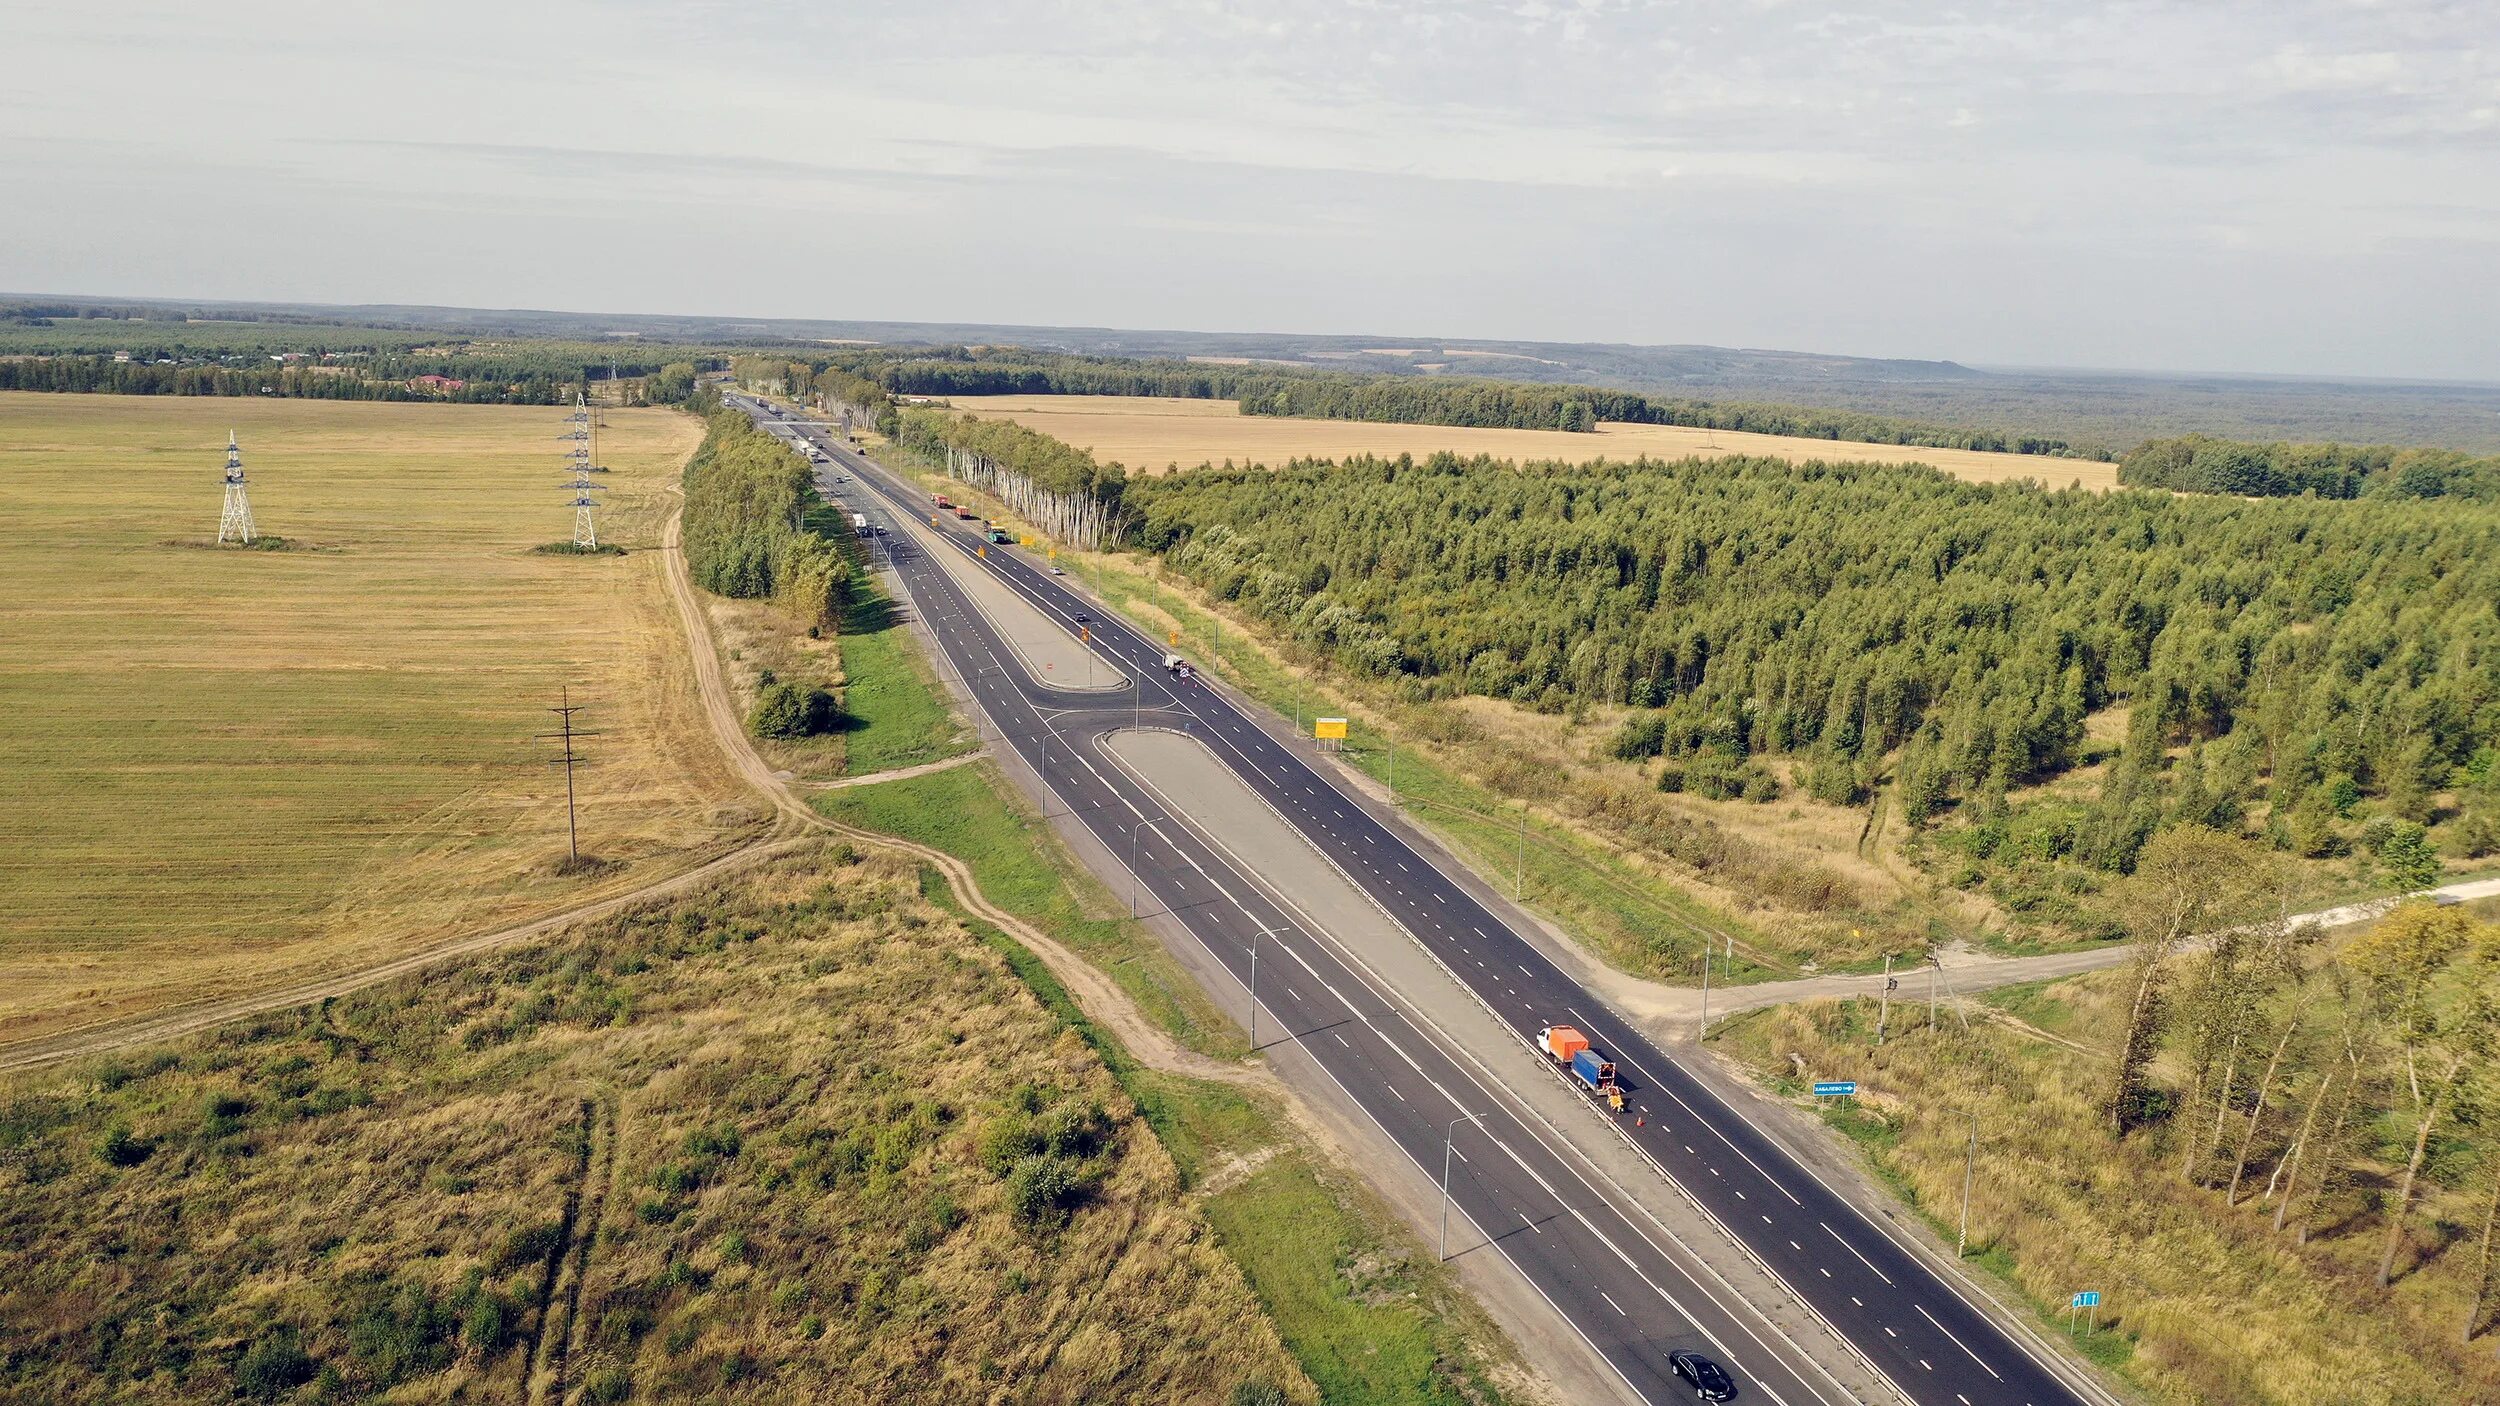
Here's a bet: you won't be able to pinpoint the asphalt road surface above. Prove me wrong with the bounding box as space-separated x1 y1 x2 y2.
731 397 2105 1406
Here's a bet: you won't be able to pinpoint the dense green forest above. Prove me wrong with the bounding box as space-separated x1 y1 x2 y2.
1125 452 2500 885
2121 433 2500 502
680 410 851 626
0 318 731 404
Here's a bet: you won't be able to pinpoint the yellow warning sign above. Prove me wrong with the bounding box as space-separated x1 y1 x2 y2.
1167 629 1181 646
1314 718 1349 741
976 545 987 559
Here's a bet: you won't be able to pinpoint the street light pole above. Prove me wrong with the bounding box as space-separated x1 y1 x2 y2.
1441 1112 1481 1260
1959 1110 1979 1257
1698 940 1712 1038
1875 951 1894 1047
1514 808 1527 900
1248 923 1262 1050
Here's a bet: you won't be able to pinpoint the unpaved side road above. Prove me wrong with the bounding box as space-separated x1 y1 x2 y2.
0 494 1195 1090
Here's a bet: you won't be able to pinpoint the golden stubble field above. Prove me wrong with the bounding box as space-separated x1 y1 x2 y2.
946 394 2120 489
0 392 760 1050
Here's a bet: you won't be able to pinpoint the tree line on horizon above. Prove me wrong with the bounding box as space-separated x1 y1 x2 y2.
2121 433 2500 502
798 345 2105 459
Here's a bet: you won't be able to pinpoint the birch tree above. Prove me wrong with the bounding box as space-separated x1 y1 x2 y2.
2346 901 2498 1287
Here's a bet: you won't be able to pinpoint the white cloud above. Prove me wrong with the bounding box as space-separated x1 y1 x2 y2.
0 0 2494 378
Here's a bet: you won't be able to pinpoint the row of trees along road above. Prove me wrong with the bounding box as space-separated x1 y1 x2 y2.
679 409 852 629
896 409 1128 551
2110 826 2500 1318
1122 452 2500 881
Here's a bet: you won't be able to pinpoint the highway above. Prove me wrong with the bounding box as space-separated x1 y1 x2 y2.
731 395 2104 1406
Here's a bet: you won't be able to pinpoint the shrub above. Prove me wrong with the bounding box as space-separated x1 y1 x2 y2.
1004 1154 1081 1227
461 1294 511 1355
97 1123 152 1167
202 1092 252 1139
494 1221 565 1273
750 682 840 739
977 1116 1041 1176
1609 712 1667 760
236 1325 317 1398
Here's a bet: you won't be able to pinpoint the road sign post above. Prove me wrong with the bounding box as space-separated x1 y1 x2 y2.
2068 1289 2101 1336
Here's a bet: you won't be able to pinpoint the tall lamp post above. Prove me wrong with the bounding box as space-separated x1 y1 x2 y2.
1442 1111 1483 1260
1244 920 1285 1050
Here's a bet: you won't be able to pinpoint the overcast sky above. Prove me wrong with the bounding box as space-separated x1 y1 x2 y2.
5 1 2495 379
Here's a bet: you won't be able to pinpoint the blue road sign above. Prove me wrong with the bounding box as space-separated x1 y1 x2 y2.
2071 1291 2101 1308
1811 1081 1858 1097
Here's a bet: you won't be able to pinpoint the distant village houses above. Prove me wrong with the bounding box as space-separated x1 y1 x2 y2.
408 373 466 392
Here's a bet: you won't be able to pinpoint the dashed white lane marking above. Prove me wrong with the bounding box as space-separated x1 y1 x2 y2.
1914 1303 2002 1380
1520 1213 1542 1235
1601 1291 1626 1316
1822 1221 1894 1285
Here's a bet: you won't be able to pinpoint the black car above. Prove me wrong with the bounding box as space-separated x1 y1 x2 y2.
1668 1349 1736 1401
1071 611 1092 624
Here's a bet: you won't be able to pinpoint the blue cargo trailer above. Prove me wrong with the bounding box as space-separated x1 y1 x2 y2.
1569 1048 1617 1094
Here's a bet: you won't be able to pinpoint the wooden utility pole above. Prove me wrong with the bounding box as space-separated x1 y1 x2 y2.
538 689 596 864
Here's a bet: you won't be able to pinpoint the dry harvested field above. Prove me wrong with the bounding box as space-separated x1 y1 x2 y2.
0 392 759 1052
949 393 2120 488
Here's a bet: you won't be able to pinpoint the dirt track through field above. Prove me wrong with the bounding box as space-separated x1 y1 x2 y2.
3 486 1253 1091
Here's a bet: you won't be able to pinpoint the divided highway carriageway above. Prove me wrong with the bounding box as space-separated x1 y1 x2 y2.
729 395 2108 1406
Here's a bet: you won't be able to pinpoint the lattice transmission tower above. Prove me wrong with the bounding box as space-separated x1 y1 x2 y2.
565 474 607 548
217 431 256 544
562 393 608 547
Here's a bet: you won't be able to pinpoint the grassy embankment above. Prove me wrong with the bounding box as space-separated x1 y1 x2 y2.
0 392 760 1053
0 843 1315 1404
703 495 973 782
863 440 1916 986
817 766 1528 1404
1713 938 2500 1406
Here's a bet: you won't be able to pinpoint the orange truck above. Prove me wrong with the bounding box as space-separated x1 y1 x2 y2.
1540 1024 1623 1106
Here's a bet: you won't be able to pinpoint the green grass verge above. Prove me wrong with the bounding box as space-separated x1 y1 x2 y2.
800 501 974 777
1199 1148 1513 1406
816 760 1244 1059
838 605 972 775
884 793 1521 1405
